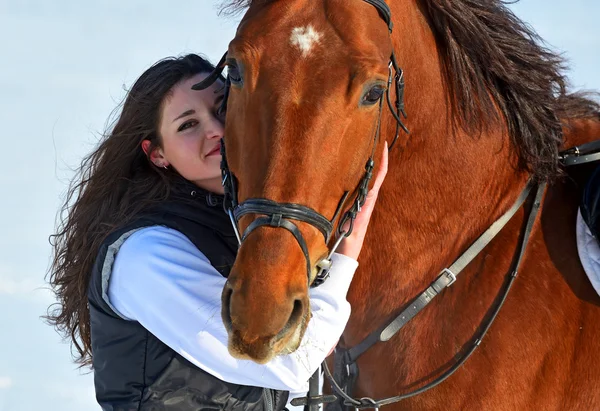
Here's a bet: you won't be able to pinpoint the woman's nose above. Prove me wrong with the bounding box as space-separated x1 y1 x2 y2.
205 115 224 140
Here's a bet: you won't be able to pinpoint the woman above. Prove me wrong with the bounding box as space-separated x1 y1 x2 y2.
47 54 388 410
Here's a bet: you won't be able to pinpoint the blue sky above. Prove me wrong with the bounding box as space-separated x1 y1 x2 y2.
0 1 598 410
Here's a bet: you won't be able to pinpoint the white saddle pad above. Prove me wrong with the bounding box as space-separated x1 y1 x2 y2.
577 209 600 296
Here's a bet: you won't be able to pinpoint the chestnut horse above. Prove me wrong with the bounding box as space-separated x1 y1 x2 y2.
207 0 600 408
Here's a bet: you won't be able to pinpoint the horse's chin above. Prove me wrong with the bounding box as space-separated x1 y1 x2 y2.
226 310 310 363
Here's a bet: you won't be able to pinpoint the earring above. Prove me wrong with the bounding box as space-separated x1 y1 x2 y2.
163 165 169 170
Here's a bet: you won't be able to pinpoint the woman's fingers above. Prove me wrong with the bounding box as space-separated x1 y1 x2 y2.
373 141 389 191
336 142 389 260
361 141 388 213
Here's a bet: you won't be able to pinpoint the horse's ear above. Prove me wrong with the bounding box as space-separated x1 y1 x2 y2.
192 52 228 90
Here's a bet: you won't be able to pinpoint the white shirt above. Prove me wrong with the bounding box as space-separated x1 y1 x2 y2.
107 225 358 396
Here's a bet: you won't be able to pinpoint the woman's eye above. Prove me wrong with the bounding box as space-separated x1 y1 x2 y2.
178 120 198 132
362 85 386 105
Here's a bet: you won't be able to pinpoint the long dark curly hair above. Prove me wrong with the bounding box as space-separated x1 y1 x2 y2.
46 54 220 366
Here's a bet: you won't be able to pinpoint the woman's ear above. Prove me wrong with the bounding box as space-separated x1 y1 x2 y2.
141 140 169 168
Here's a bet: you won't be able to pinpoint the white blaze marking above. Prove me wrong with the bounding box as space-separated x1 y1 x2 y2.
290 25 322 57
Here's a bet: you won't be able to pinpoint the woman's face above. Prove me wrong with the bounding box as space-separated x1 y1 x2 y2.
157 72 225 193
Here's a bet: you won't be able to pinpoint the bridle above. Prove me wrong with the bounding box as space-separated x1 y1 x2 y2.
193 1 600 410
192 0 409 288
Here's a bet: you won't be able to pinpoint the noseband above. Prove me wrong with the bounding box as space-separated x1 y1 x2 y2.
193 0 409 288
220 144 361 285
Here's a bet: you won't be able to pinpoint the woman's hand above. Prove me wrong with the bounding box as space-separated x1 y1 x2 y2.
336 141 389 260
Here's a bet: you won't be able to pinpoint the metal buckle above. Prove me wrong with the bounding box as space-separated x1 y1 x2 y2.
355 397 379 410
312 230 348 287
440 268 457 287
559 146 578 161
313 258 333 286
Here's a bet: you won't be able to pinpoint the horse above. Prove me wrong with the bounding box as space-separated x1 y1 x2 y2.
204 0 600 408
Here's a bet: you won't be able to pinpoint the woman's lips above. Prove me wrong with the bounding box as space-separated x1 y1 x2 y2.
206 145 221 156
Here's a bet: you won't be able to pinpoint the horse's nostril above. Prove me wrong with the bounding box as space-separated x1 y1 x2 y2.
290 299 304 325
274 298 304 342
221 282 234 331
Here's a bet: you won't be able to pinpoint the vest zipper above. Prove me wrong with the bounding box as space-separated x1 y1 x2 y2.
263 389 274 411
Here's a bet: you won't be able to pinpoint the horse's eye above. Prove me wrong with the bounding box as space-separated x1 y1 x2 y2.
362 85 385 105
227 61 243 86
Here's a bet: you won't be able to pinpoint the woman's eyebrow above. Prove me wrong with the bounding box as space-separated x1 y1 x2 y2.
172 109 196 123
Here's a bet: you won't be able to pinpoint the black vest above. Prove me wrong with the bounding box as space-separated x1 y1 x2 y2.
87 179 289 411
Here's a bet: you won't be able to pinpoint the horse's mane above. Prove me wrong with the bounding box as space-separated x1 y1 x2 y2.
218 0 272 15
424 0 599 180
220 0 600 180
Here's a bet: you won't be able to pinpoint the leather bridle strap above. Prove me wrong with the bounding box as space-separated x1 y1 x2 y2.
234 199 340 285
338 179 535 368
191 0 410 291
235 199 335 242
363 0 393 31
559 139 600 166
191 52 227 91
379 180 535 339
365 0 410 150
319 180 546 409
241 215 313 282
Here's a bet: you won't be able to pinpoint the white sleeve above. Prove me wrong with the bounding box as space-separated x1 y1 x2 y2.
107 226 358 393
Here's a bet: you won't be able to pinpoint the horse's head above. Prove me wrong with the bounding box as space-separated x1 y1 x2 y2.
214 0 397 362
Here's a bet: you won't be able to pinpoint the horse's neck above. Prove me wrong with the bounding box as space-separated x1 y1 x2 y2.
343 152 527 339
342 174 526 387
342 10 532 385
343 166 600 391
336 0 600 405
342 119 600 404
342 102 524 367
341 3 599 397
563 116 600 148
